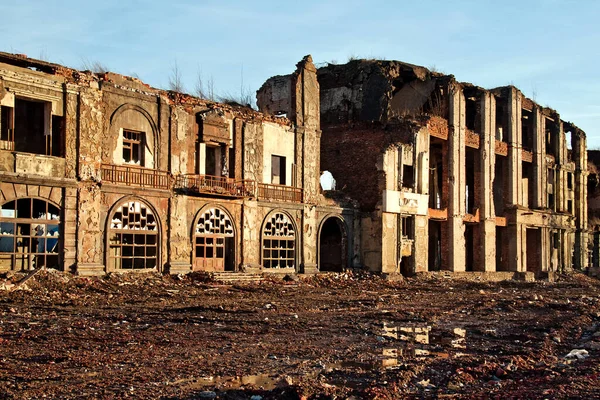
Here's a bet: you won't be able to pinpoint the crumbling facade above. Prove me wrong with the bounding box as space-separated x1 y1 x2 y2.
318 59 589 276
0 52 356 276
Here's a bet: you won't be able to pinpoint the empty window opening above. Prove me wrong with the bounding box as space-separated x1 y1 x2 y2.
522 162 533 209
495 96 506 142
0 106 14 151
0 198 61 271
109 201 158 270
547 168 555 210
521 108 533 152
319 217 346 272
262 212 295 269
122 130 144 166
401 216 414 239
493 157 506 215
14 98 60 156
428 220 443 271
271 155 286 185
526 228 541 273
466 149 476 214
205 146 217 176
567 200 573 214
194 207 235 272
496 226 508 271
465 97 477 132
402 164 415 190
228 148 235 179
429 142 444 209
545 118 557 156
567 172 573 190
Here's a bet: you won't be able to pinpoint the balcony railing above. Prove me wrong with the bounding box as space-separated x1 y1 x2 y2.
175 174 255 198
257 183 303 203
101 164 171 190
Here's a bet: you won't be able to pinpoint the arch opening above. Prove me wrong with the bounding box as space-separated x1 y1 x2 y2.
193 207 235 272
0 198 61 271
319 217 347 272
262 212 296 269
108 200 159 270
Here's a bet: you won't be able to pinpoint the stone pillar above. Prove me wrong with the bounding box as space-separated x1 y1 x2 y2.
293 56 321 204
480 93 496 271
448 84 466 272
507 88 523 206
573 130 589 269
414 215 429 273
381 212 398 274
167 195 192 274
532 106 545 208
241 199 261 270
302 205 318 273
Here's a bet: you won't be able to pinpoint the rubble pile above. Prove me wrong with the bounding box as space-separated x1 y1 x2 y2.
1 270 600 399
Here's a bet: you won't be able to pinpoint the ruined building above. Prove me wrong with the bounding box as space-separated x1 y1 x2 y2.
0 52 357 276
317 59 589 277
0 51 589 277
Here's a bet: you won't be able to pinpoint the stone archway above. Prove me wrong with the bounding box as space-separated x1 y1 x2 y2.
318 216 348 272
193 207 235 272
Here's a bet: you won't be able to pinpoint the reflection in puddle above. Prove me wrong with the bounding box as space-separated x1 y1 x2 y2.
381 323 468 358
183 374 282 391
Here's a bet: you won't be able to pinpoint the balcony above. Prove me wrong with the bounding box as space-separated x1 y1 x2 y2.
257 183 303 202
101 164 171 190
175 174 255 198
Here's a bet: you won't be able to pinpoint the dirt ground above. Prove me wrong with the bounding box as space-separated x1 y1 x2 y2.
1 270 600 399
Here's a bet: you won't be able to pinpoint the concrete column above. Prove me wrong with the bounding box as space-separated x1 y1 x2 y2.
507 88 523 206
509 222 524 272
381 212 397 274
166 195 192 274
480 93 496 271
448 84 466 272
532 107 545 208
414 215 428 273
573 131 589 269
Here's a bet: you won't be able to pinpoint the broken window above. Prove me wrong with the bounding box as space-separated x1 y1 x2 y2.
402 165 415 190
0 198 60 271
271 155 286 185
205 146 217 176
108 200 158 270
262 212 295 269
522 162 533 208
521 109 533 152
465 149 476 214
194 207 235 272
122 130 145 166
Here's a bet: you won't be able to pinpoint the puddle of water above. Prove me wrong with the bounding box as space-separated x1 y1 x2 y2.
182 374 281 391
382 323 468 354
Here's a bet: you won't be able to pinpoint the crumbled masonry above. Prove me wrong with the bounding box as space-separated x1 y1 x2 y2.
0 51 593 277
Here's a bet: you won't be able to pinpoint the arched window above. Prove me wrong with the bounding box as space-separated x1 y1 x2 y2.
108 200 158 270
262 212 295 269
194 207 235 272
0 198 60 271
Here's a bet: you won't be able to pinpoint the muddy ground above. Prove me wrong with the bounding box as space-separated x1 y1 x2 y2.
1 270 600 399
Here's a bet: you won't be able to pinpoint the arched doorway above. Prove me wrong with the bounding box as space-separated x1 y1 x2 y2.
319 217 347 272
193 207 235 272
108 199 159 270
262 212 296 269
0 198 61 271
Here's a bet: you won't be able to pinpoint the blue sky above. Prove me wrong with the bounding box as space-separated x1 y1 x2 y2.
2 1 599 146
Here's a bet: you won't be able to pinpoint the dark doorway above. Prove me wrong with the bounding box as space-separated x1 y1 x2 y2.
428 220 442 271
465 224 474 271
526 228 541 273
319 217 346 272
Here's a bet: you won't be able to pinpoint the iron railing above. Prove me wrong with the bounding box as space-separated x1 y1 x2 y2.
101 164 171 190
175 174 255 198
257 183 303 203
